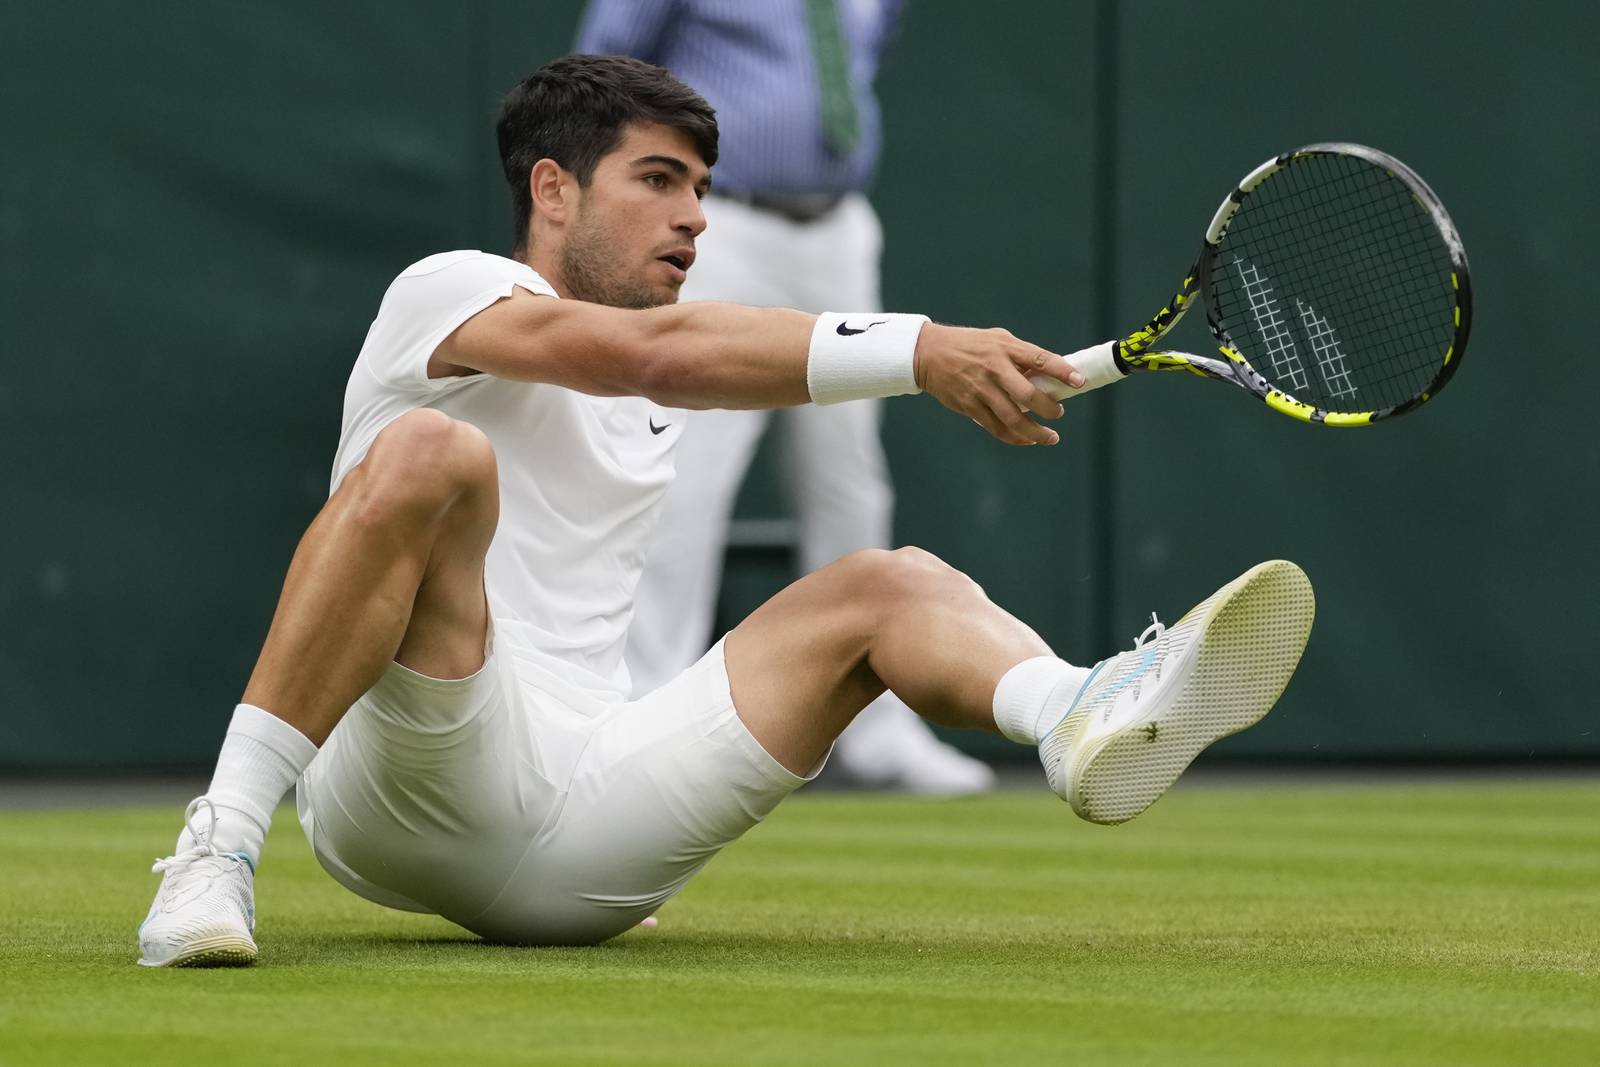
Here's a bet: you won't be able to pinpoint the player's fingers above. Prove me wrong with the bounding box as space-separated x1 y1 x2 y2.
998 366 1065 420
980 386 1059 446
1013 346 1086 400
967 407 1032 447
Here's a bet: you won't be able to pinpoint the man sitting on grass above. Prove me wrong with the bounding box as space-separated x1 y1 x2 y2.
138 53 1314 966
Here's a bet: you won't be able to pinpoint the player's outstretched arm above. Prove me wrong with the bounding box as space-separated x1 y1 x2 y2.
434 289 1085 446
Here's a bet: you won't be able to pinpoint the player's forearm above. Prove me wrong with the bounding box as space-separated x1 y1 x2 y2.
630 302 816 410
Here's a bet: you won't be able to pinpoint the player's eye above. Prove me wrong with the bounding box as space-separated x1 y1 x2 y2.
643 173 668 189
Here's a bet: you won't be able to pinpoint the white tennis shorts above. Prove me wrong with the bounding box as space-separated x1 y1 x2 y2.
296 632 818 945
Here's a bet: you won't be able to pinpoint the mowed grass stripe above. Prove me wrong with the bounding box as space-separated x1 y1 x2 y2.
1 780 1596 1066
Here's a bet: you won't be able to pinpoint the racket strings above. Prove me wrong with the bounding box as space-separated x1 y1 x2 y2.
1208 153 1457 413
1224 163 1447 406
1245 161 1450 334
1220 161 1452 408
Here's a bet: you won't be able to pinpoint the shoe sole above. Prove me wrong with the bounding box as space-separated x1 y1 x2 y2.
1068 560 1315 825
138 933 258 968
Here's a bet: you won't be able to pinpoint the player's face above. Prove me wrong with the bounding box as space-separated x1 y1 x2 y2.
560 123 711 309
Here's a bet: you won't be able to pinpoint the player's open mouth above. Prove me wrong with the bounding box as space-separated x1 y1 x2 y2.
656 248 694 281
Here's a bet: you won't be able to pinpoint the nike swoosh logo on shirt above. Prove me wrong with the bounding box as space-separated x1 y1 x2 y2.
649 419 670 435
836 320 886 336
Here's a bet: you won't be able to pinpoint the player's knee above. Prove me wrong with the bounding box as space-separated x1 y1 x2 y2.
354 411 497 522
440 419 497 489
887 546 969 589
839 546 969 613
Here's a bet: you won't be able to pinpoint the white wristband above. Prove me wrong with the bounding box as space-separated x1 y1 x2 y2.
1027 341 1126 401
806 312 929 405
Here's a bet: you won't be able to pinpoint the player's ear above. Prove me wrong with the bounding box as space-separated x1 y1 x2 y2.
530 158 573 224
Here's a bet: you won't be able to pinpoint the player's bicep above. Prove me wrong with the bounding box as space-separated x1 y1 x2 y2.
433 289 644 394
429 287 542 380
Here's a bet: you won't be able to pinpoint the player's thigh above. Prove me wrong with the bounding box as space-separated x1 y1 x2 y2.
467 641 815 945
393 541 491 682
721 548 968 772
356 409 499 680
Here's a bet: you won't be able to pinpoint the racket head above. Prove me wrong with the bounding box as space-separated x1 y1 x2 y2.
1189 143 1471 425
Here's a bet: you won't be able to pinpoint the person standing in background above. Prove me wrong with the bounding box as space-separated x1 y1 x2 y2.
576 1 996 794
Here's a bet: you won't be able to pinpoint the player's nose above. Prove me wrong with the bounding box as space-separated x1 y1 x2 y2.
675 192 707 238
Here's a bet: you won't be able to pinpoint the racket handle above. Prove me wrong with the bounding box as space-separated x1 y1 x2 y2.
1028 341 1123 401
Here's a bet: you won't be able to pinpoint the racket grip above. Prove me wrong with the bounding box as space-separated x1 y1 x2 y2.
1028 341 1123 401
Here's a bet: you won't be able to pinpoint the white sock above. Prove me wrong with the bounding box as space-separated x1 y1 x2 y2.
178 704 319 866
991 657 1094 745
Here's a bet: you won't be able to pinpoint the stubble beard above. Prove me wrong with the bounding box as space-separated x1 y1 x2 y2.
559 208 671 310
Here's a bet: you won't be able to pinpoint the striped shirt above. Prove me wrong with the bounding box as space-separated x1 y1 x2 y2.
576 0 902 197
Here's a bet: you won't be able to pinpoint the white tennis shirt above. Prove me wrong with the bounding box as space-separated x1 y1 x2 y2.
330 251 683 709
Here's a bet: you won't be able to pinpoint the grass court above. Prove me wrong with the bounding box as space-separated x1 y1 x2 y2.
3 777 1597 1065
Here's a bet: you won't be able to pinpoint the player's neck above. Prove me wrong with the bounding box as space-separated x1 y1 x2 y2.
515 246 575 300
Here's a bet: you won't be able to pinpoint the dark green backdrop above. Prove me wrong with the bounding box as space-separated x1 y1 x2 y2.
2 2 1593 769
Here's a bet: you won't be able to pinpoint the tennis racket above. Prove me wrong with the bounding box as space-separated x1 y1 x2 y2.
1037 142 1471 425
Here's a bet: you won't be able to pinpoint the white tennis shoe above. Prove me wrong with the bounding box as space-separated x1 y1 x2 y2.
138 796 258 967
1041 560 1315 825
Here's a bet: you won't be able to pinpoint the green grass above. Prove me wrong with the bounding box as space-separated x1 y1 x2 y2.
2 780 1598 1065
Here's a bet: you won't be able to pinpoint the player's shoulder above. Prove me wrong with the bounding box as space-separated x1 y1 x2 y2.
397 249 511 280
389 250 558 298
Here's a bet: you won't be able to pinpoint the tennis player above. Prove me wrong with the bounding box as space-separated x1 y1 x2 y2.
137 54 1314 966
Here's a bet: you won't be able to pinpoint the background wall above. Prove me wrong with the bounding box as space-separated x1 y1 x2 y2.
1 1 1593 769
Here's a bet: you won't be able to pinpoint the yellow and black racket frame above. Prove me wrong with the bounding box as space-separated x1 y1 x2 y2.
1111 143 1472 426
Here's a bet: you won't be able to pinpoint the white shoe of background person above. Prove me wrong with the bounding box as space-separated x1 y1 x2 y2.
1043 560 1315 824
826 693 998 795
138 797 258 967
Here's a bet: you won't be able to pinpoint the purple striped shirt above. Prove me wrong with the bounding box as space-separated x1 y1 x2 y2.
576 0 902 196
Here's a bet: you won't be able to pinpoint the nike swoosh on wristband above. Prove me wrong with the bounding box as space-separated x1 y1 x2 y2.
835 320 887 336
649 419 670 435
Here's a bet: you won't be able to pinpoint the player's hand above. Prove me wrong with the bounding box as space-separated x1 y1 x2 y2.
913 324 1085 445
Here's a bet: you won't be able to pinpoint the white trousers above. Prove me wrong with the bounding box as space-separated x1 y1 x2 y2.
628 193 893 694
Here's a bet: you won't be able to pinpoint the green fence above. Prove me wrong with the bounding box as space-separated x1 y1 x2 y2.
2 2 1593 768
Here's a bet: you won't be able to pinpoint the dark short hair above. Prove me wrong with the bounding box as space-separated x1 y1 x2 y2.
496 54 719 252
